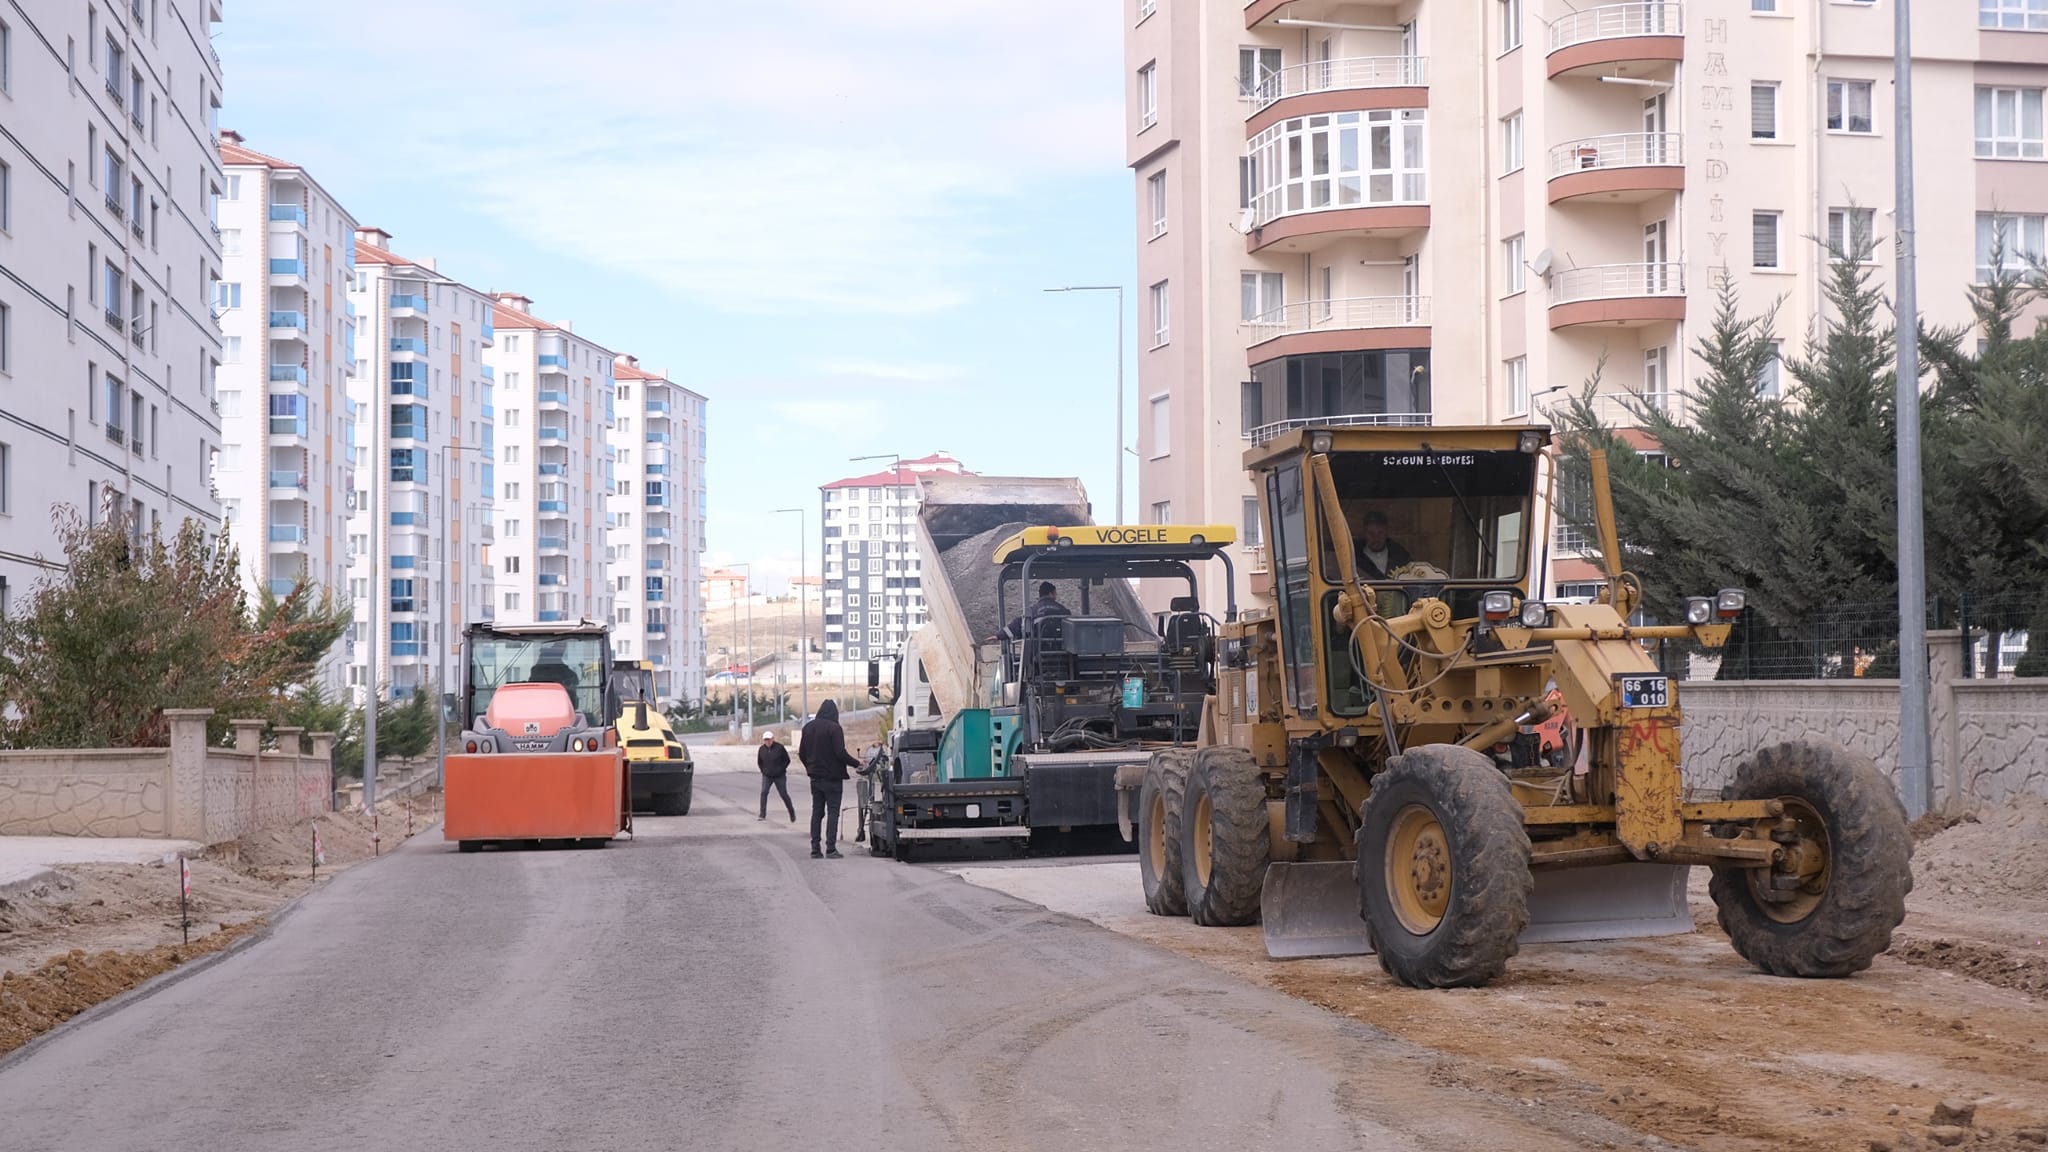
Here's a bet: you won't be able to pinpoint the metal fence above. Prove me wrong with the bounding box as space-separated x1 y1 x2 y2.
1646 593 2037 681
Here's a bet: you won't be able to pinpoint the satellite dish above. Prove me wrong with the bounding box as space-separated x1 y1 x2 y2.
1239 208 1258 233
1530 248 1555 278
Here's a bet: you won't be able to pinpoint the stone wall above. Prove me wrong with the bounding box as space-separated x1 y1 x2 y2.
0 712 336 842
1679 632 2048 811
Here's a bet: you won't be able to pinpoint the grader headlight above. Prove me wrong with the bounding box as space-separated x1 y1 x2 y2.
1481 590 1517 622
1684 597 1714 626
1518 599 1548 628
1716 587 1748 619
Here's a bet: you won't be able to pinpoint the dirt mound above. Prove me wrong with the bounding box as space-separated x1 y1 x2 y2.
1912 796 2048 914
0 921 261 1055
1893 936 2048 998
235 790 443 874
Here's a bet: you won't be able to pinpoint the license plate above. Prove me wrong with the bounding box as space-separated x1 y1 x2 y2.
1619 675 1670 709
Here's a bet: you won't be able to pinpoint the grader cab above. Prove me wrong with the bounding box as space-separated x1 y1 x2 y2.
1134 425 1911 988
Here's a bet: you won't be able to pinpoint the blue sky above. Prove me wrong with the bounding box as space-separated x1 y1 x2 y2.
216 0 1135 591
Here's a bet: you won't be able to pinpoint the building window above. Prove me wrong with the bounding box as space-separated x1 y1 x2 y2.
1149 395 1171 458
226 174 242 201
0 17 10 96
1755 340 1783 398
504 592 520 611
1754 0 1779 10
1238 46 1282 98
1642 347 1670 411
1975 86 2045 159
221 227 241 256
1240 271 1283 323
1245 109 1427 225
0 302 9 374
1149 280 1170 346
1500 0 1523 52
1147 170 1168 238
0 159 10 231
1976 212 2046 282
1981 0 2048 30
1137 62 1158 129
1751 83 1779 140
0 441 9 515
1504 356 1529 415
1503 235 1526 295
1752 211 1782 269
1151 500 1172 525
1827 207 1876 261
1826 79 1874 134
215 282 242 311
1502 112 1524 172
1241 496 1262 548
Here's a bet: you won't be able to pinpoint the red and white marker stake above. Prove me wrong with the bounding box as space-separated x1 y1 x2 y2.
178 856 191 945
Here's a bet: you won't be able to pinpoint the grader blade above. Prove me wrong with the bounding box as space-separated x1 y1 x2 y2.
1260 860 1694 960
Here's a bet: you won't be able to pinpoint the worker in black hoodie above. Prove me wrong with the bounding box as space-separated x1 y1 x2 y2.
797 699 862 858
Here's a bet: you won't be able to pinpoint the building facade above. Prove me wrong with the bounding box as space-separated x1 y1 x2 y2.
1126 0 2043 598
607 354 708 703
215 133 357 693
345 229 497 702
0 0 227 614
818 453 967 666
484 295 614 630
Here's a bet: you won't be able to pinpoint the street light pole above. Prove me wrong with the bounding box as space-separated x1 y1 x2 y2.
1045 285 1126 523
771 507 809 720
1892 0 1931 819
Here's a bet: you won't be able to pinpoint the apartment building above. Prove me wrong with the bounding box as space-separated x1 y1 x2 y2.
484 294 615 630
1126 0 2040 599
0 0 227 613
818 453 967 667
345 229 498 702
608 354 709 704
214 133 356 691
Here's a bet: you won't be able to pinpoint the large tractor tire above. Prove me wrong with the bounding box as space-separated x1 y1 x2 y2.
1357 744 1532 989
1181 746 1271 927
1707 740 1911 978
1139 749 1194 916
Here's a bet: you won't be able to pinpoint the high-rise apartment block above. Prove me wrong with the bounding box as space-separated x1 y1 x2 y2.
345 229 498 701
215 133 357 693
1127 0 2046 597
485 295 615 629
819 453 967 666
608 355 709 703
0 0 227 612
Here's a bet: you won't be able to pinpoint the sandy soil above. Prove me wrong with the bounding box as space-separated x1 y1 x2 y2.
0 791 443 1055
960 797 2048 1152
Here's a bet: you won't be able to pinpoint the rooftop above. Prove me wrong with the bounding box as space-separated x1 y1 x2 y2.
821 453 969 491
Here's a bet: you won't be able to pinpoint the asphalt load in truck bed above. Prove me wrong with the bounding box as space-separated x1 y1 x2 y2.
938 521 1155 644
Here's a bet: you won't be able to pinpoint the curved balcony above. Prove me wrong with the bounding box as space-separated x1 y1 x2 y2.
1548 2 1683 79
1547 133 1684 204
1245 56 1428 135
1246 110 1429 253
1247 412 1432 447
1245 296 1432 358
1547 263 1687 329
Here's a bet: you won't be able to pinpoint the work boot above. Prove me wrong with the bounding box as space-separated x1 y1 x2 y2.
826 847 843 858
810 847 823 858
757 814 766 821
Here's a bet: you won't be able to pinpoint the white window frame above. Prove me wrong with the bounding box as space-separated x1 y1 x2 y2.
1241 270 1284 323
1980 0 2048 30
1753 0 1780 11
1975 212 2047 282
1642 346 1670 411
1149 280 1170 347
1137 62 1158 130
1149 394 1171 458
1751 82 1780 140
1138 0 1156 20
1499 0 1523 52
1151 500 1173 525
1752 210 1783 269
1826 78 1875 134
1502 112 1524 173
1147 170 1168 238
1503 235 1526 296
1826 206 1877 262
1755 340 1783 398
1975 86 2045 159
1504 357 1529 415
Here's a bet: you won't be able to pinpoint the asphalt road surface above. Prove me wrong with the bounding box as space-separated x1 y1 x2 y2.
0 764 1640 1152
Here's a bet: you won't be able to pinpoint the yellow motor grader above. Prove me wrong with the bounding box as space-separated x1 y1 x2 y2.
1128 424 1911 988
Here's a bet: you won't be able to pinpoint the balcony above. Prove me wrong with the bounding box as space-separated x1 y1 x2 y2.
1547 263 1687 329
481 318 495 345
481 402 497 421
1245 296 1432 358
268 525 306 548
1244 412 1433 446
539 573 566 587
1548 2 1683 79
537 499 568 513
539 462 567 476
538 390 569 410
269 311 307 340
537 612 568 623
538 536 569 553
269 414 309 439
268 203 308 226
644 399 672 416
1245 110 1430 253
645 525 672 540
269 364 308 385
1246 56 1429 132
480 364 495 382
1538 388 1689 430
389 293 429 316
390 422 426 444
647 622 668 636
538 354 569 372
390 337 427 357
1547 134 1684 204
268 470 307 492
268 578 298 598
537 427 569 443
391 642 423 658
269 258 305 284
105 191 125 221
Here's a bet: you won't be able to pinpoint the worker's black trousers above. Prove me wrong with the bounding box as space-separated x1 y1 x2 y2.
810 780 844 851
760 773 795 820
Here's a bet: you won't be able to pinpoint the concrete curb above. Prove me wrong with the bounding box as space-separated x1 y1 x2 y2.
0 829 426 1077
0 867 59 901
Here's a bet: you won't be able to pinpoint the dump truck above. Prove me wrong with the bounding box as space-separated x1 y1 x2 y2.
1129 424 1912 988
861 474 1236 859
609 660 695 815
443 622 632 852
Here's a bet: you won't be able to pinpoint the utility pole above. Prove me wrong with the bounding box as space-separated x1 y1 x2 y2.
1892 0 1931 818
362 330 383 812
771 506 809 720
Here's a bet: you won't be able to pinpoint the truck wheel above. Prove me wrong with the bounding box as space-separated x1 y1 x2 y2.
1181 746 1270 927
1358 744 1532 989
457 841 482 854
1707 740 1911 978
676 781 693 816
1139 749 1194 916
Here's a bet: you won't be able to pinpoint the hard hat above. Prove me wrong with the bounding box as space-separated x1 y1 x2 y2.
761 730 776 741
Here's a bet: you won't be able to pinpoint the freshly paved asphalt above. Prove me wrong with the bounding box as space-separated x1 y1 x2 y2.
0 756 1629 1151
